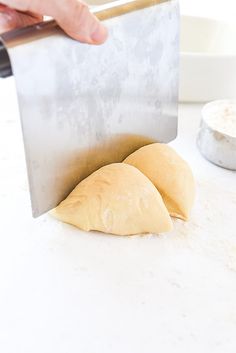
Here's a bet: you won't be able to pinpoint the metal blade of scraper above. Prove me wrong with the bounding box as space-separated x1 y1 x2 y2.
0 0 179 217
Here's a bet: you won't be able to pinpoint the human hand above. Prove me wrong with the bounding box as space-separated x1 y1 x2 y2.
0 0 108 44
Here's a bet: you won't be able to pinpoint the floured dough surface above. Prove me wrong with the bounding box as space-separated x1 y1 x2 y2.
51 163 173 235
124 143 195 220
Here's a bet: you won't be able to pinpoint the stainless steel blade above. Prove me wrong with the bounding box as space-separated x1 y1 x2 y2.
1 0 179 217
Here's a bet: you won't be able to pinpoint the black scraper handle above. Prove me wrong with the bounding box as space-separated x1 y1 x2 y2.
0 40 12 78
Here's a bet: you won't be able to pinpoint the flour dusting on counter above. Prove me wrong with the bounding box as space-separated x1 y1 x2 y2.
1 87 236 353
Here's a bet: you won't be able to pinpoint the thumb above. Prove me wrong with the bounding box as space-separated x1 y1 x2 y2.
52 1 108 44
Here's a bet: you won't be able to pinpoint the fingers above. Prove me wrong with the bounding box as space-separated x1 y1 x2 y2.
0 5 42 33
0 0 108 44
55 1 108 45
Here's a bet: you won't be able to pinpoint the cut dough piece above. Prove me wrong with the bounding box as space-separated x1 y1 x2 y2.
124 143 195 220
51 163 173 235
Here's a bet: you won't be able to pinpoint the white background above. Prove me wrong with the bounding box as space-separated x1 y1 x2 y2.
0 1 236 353
180 0 236 22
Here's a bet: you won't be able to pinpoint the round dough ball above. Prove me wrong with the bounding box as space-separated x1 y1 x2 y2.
51 163 173 235
124 143 195 220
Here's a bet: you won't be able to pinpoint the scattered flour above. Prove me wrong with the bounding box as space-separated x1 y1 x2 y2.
172 178 236 271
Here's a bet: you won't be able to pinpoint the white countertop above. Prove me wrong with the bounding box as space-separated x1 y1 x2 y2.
0 78 236 353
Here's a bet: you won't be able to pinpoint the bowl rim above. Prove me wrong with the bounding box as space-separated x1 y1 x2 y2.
201 99 236 140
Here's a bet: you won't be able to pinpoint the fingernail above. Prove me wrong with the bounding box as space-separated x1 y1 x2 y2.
91 24 108 44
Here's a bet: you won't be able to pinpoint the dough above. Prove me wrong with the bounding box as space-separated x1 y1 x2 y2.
51 163 173 235
124 143 195 220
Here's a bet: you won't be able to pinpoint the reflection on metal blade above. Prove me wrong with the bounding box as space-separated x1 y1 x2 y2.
2 0 179 217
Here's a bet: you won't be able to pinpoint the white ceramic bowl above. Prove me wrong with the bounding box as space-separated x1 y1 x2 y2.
180 16 236 102
197 100 236 170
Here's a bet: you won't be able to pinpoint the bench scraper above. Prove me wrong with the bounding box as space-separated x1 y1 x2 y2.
0 0 179 217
